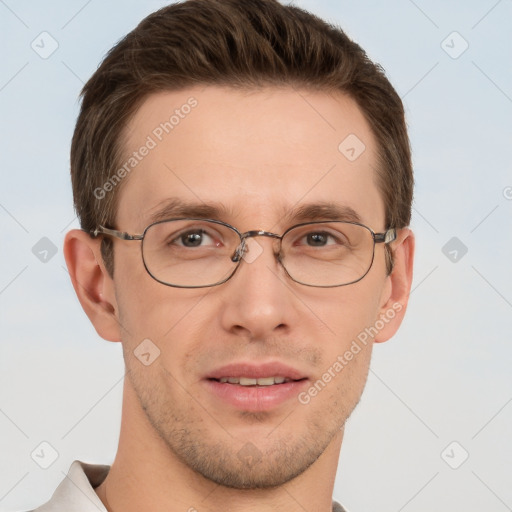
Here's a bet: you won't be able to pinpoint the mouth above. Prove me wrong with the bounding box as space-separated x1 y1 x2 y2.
214 376 295 386
204 363 309 411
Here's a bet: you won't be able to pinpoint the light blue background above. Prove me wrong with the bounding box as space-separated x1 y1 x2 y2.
1 1 511 510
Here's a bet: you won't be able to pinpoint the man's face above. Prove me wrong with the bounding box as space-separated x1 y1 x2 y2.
111 86 391 488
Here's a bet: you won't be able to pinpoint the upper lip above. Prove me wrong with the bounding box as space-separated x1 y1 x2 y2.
206 362 307 381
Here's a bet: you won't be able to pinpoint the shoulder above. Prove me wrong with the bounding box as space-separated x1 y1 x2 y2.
332 501 350 512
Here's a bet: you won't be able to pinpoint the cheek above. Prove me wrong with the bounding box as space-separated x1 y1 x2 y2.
307 283 384 349
117 287 207 338
114 258 216 376
113 248 174 341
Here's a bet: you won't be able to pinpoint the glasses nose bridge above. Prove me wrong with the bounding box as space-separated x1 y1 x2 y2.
232 229 282 263
241 229 281 241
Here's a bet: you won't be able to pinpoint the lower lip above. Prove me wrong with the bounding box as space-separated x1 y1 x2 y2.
204 379 309 412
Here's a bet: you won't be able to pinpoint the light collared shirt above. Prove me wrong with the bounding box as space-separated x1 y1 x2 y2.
29 461 108 511
29 460 348 511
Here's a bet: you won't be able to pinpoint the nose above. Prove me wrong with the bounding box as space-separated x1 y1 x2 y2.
218 236 299 339
230 230 280 263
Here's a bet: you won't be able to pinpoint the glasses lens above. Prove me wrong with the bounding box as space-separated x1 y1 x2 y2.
280 222 375 286
142 220 240 287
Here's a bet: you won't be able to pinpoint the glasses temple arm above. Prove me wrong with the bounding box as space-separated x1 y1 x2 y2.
374 228 397 244
91 225 143 241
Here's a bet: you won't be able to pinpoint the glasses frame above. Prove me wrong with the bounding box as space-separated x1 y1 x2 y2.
92 218 397 289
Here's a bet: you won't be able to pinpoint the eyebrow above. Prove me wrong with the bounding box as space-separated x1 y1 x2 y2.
144 198 362 227
145 198 232 224
280 202 362 225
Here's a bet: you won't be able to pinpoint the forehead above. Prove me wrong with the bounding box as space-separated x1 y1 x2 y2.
117 86 384 230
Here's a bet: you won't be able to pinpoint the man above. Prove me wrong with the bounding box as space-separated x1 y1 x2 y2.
32 0 414 510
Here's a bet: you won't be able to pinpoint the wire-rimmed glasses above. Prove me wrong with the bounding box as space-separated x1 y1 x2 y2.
92 218 396 288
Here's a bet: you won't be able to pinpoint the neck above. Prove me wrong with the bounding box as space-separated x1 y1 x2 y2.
95 379 343 512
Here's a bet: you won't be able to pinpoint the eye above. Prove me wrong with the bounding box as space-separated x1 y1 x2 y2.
303 232 336 247
296 230 346 247
173 229 218 248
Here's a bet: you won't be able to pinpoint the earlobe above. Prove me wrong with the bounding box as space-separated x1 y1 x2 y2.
374 228 415 343
63 229 121 342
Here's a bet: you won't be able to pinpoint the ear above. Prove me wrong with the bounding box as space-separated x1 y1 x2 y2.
373 228 415 343
63 229 121 342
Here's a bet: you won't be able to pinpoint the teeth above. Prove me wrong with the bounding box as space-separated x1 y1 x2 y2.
256 377 275 386
217 377 289 386
240 377 258 386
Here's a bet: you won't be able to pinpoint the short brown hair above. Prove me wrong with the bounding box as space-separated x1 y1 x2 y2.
71 0 413 275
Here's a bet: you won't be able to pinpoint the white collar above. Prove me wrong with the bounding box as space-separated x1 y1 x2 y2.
33 460 108 511
32 459 347 512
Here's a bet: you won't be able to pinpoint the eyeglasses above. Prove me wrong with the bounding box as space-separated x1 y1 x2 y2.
92 218 396 288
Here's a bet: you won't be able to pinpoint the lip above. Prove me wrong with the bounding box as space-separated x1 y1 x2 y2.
204 362 309 412
206 362 306 381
